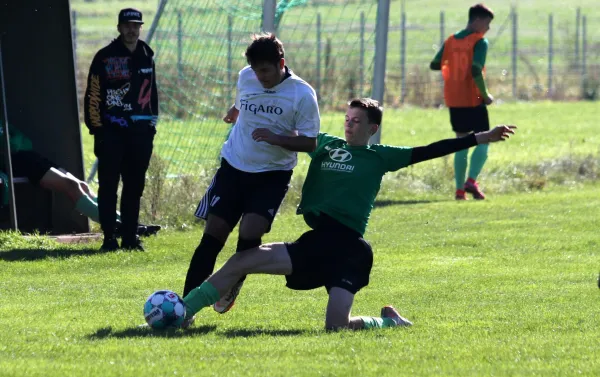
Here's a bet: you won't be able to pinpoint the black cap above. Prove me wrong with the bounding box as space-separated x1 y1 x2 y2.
118 8 144 24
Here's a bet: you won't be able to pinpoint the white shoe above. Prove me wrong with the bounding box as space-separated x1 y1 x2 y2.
381 306 413 327
213 279 245 314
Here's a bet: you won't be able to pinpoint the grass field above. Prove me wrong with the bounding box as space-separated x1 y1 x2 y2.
0 183 598 376
2 3 599 374
2 100 598 375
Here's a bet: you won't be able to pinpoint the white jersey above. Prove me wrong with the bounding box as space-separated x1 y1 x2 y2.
220 66 320 172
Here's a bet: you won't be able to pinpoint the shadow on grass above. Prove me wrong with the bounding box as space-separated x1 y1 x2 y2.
373 199 440 208
88 325 217 339
0 247 109 261
87 326 307 339
223 328 307 338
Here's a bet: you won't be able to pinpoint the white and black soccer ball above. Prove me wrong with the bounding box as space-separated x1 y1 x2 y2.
143 290 186 329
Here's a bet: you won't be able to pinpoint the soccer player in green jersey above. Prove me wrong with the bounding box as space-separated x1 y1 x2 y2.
0 124 160 238
180 98 515 330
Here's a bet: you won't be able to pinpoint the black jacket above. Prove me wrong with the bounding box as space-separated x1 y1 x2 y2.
84 37 159 135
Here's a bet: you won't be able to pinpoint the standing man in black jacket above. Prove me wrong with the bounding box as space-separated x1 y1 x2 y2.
84 8 159 251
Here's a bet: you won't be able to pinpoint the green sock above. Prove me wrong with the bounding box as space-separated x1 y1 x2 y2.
75 195 100 223
454 149 469 190
360 317 397 329
183 281 221 317
468 144 489 181
92 195 121 222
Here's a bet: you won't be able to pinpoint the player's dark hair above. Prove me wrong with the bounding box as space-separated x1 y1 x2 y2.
245 33 285 66
348 98 383 125
468 3 494 22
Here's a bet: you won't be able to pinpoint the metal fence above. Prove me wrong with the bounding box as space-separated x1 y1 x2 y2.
70 1 599 110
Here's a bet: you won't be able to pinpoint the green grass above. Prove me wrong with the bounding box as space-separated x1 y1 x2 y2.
4 94 600 376
2 3 598 375
0 184 598 376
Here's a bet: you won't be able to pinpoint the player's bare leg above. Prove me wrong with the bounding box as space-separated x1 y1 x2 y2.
182 243 292 326
326 287 412 331
238 213 270 240
39 168 103 223
61 169 95 198
39 168 86 203
204 214 232 244
209 242 292 293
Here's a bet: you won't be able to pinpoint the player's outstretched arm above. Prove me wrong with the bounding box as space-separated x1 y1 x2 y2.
474 125 516 144
409 125 516 165
252 128 317 152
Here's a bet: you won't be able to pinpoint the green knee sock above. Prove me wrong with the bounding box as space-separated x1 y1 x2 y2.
360 316 397 329
454 149 469 190
183 281 221 317
75 195 100 223
468 144 489 181
91 195 121 222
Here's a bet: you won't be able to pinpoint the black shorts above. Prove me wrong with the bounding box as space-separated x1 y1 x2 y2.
11 151 57 184
194 158 292 232
449 105 490 134
284 214 373 295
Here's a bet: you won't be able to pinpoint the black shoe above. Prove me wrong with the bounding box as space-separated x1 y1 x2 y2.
121 237 145 251
100 237 119 252
137 224 162 237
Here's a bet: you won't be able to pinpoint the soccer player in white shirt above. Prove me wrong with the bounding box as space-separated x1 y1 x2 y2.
184 33 321 314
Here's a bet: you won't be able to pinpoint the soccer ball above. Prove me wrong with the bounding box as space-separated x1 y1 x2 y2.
143 290 186 329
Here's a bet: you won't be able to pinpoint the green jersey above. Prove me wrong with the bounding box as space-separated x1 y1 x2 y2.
297 133 413 236
0 121 33 153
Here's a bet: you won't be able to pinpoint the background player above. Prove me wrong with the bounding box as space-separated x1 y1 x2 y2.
430 3 495 200
0 124 160 238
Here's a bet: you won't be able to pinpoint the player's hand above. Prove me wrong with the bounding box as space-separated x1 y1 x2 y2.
223 106 239 124
477 125 517 144
252 128 281 145
483 93 494 105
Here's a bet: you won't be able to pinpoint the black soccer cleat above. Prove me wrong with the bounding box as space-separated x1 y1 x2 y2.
115 223 162 238
121 237 145 252
137 224 162 237
100 237 119 252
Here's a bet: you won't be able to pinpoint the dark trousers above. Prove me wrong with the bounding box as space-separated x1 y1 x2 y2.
94 125 155 241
